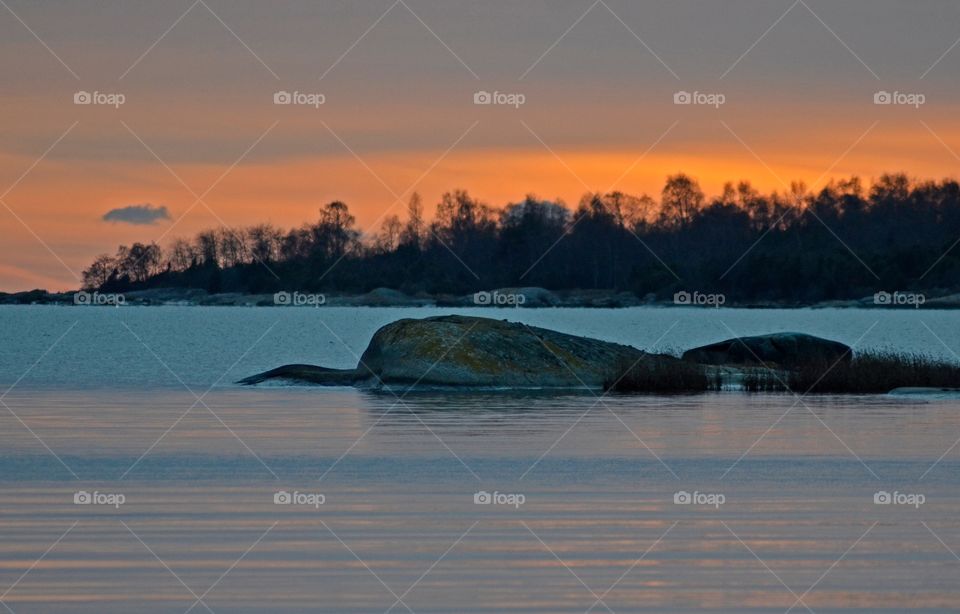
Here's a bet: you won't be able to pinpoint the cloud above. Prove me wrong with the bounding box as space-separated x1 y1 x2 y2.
102 204 170 225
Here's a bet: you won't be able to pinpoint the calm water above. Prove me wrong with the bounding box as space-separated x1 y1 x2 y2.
2 306 960 612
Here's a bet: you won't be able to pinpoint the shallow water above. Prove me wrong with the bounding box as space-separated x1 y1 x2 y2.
3 305 959 389
1 306 960 612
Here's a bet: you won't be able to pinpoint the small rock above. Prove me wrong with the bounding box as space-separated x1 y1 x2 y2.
682 332 851 367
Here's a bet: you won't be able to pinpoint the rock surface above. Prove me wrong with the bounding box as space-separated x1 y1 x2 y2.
682 332 851 367
239 315 672 389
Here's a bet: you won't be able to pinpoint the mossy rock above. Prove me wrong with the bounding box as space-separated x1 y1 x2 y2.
239 315 668 390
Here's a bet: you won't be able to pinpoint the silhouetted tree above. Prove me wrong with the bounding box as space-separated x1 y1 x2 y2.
80 173 960 303
660 173 704 229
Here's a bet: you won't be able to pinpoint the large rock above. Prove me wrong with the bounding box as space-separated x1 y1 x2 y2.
682 332 851 367
239 315 669 389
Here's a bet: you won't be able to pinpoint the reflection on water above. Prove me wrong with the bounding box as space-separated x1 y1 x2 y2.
0 389 959 612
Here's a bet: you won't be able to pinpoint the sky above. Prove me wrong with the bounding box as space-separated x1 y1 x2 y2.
2 0 960 290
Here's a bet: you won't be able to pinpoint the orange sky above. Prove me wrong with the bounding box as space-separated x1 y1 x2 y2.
3 111 960 291
3 0 960 290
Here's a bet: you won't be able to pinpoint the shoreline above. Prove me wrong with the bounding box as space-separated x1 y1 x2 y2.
3 286 960 309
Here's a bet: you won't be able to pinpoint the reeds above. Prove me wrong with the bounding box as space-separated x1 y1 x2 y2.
606 351 960 394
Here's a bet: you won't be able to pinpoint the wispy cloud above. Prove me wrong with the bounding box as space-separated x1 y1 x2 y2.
102 204 170 225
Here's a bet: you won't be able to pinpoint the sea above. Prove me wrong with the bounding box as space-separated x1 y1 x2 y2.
0 305 958 613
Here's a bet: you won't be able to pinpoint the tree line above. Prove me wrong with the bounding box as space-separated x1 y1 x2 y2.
83 173 960 302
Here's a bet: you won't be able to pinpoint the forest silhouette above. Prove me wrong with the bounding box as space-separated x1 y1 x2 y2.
83 172 960 303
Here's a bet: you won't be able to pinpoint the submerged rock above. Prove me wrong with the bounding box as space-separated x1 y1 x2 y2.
888 387 960 398
239 315 674 389
682 332 851 367
237 364 364 386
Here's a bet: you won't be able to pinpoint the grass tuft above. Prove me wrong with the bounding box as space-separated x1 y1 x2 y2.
786 351 960 393
606 351 960 394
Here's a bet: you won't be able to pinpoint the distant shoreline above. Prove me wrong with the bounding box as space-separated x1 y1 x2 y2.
3 286 960 309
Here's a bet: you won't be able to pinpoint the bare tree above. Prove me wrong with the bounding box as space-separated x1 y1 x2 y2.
374 215 403 254
247 224 283 264
660 173 704 229
117 243 161 282
168 238 195 271
81 254 115 289
317 201 359 259
401 192 424 248
216 227 247 268
195 230 218 266
604 191 656 228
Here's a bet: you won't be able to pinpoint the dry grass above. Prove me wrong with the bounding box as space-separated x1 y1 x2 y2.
736 352 960 394
607 351 960 394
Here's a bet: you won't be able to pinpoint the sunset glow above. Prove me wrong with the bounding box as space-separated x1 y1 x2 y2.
3 0 960 290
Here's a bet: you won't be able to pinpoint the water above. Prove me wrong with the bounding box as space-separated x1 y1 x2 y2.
3 305 959 389
1 306 960 612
